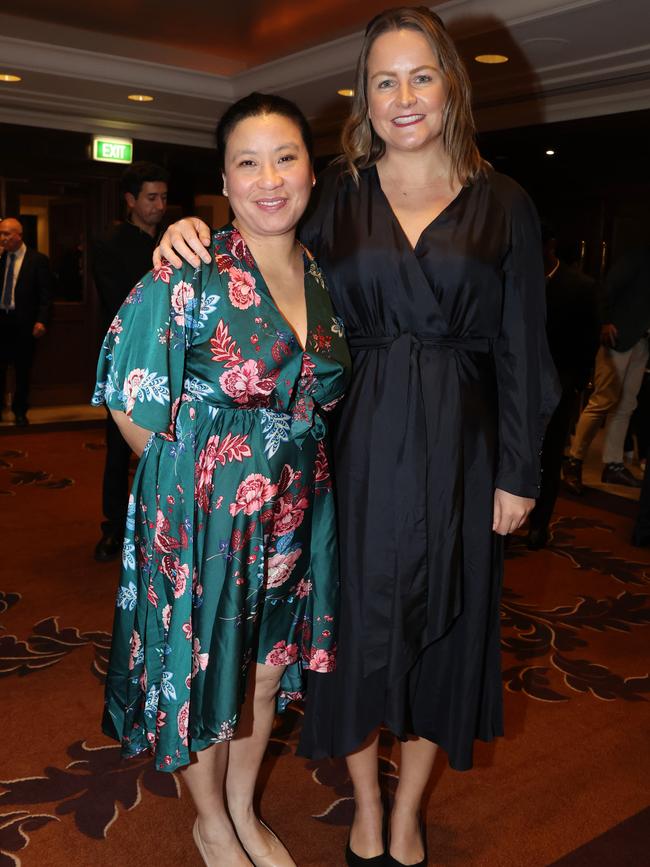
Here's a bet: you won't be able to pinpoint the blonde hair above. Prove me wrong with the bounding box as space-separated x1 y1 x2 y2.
341 6 486 185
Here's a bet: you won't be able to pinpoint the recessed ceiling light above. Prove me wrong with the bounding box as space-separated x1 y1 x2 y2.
128 93 154 102
474 54 509 64
545 149 555 156
337 89 355 97
0 73 22 82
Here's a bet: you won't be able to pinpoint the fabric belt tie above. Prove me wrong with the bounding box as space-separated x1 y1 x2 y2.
347 332 491 680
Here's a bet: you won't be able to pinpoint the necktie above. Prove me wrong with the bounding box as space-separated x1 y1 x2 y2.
1 253 16 310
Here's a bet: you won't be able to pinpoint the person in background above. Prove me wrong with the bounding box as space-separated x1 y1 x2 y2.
0 217 52 425
564 241 650 493
92 162 169 561
155 8 559 865
527 224 600 548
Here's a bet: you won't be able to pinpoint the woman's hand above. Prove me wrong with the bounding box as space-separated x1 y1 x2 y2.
153 217 212 269
492 488 534 536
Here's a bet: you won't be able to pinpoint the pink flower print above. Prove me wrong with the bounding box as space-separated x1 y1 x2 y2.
182 621 192 640
177 700 190 745
192 638 209 678
294 578 312 598
173 562 190 598
230 474 277 517
123 367 147 415
108 315 123 339
152 259 173 283
195 435 220 508
156 709 167 732
265 640 299 666
309 647 336 672
215 252 234 273
162 604 172 631
314 441 330 482
271 493 307 538
266 549 302 589
228 267 260 310
226 229 255 268
128 630 141 671
170 280 194 325
219 359 275 406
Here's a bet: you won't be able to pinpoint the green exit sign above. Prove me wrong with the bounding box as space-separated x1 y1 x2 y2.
92 136 133 164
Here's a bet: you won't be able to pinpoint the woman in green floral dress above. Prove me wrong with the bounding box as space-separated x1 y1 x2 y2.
93 94 350 866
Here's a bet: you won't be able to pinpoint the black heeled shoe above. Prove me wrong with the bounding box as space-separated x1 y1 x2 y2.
345 839 387 867
385 820 427 867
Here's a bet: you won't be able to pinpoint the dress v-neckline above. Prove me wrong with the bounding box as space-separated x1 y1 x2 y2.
227 225 311 353
372 164 469 254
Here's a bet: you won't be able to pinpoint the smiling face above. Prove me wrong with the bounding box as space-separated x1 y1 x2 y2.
367 28 447 157
222 112 314 241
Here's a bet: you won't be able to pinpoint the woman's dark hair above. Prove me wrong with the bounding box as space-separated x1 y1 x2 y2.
215 92 314 173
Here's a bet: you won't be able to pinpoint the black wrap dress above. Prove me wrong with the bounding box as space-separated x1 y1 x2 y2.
297 165 559 770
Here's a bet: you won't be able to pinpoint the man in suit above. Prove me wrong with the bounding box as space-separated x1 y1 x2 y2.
527 226 600 548
0 218 53 425
564 244 650 492
92 161 169 561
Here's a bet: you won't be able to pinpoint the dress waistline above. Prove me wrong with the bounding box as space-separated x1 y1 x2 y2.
348 333 490 353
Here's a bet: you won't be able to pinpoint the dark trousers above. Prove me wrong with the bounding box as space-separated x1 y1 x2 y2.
102 412 132 537
0 312 35 416
530 385 581 532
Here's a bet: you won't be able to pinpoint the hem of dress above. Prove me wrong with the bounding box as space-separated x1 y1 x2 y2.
297 721 504 772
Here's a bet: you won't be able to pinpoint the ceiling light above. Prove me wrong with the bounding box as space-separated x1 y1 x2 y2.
337 89 355 97
0 73 22 82
474 54 509 64
545 149 555 156
128 93 154 102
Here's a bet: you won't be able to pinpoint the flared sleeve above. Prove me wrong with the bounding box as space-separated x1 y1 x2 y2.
493 178 560 498
92 260 200 438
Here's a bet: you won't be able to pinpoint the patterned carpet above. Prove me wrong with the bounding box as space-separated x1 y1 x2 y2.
1 428 649 867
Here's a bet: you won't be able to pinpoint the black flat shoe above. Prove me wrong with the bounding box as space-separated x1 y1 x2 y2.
345 839 387 866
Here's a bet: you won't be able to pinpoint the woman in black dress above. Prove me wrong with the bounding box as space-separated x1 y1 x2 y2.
156 9 559 865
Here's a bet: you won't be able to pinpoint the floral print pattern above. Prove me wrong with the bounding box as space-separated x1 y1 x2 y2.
92 225 350 772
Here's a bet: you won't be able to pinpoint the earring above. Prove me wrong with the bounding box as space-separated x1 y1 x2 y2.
312 179 316 187
223 189 228 197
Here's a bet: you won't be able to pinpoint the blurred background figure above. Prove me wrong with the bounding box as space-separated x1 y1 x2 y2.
564 241 650 493
527 223 600 548
91 162 169 561
0 217 53 426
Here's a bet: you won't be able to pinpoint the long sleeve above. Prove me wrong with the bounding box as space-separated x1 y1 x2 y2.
493 182 560 498
92 261 199 438
34 253 53 325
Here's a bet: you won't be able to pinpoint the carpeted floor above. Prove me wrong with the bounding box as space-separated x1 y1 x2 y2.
1 428 649 867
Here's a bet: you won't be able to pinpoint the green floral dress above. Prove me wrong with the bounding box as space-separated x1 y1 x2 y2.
93 225 350 772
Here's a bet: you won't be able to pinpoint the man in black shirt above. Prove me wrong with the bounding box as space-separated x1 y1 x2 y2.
528 227 600 548
92 161 169 561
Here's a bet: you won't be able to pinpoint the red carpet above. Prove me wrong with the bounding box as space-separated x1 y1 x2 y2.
1 428 649 866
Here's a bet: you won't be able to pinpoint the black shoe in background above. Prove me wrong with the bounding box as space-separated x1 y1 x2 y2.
601 462 642 488
562 456 583 495
94 533 122 562
14 414 29 426
526 527 549 550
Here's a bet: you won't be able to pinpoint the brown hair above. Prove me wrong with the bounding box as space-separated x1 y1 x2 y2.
341 6 486 185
